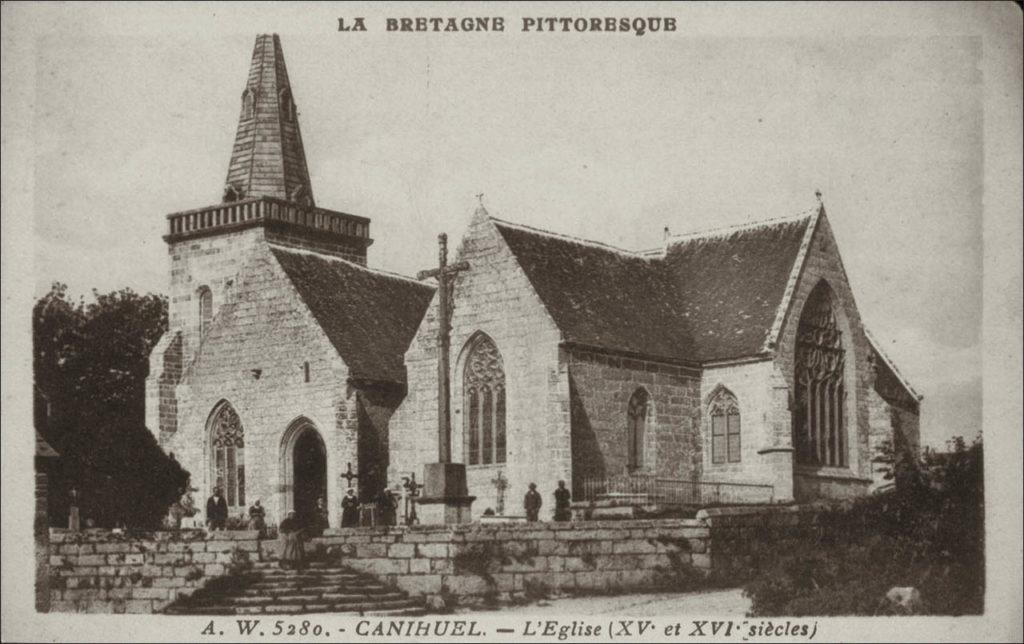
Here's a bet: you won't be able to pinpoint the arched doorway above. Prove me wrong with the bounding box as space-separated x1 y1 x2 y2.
291 426 326 527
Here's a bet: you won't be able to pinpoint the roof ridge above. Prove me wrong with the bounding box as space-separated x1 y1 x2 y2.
664 206 820 246
490 216 651 259
268 243 432 287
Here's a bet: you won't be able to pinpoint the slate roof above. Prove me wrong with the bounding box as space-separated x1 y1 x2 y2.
270 246 435 383
494 210 816 363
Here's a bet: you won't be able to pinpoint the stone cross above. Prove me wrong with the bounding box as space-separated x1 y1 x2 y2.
417 233 470 463
341 462 359 488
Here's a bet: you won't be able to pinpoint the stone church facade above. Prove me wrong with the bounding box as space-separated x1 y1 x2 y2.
147 34 920 528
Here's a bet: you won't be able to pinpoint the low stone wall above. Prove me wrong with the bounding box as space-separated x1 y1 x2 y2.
45 506 854 612
310 519 711 602
46 529 263 613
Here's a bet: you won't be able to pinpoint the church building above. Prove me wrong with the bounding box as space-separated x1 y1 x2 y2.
147 34 921 527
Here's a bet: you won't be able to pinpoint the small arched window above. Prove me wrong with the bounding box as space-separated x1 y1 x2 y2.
210 402 245 507
198 286 213 338
279 88 293 122
709 389 741 464
627 389 649 470
463 335 506 466
241 88 255 120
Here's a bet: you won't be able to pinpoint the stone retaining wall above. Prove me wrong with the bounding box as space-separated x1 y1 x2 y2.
310 519 712 602
46 506 854 612
46 529 263 613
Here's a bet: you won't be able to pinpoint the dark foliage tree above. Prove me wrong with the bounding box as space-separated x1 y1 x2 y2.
34 283 188 529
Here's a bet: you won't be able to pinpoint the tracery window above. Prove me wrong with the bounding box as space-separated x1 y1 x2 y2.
198 286 213 338
794 282 847 467
210 402 246 507
463 335 506 466
627 389 649 469
709 389 741 464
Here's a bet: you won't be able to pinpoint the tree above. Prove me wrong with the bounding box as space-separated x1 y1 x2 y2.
33 283 188 529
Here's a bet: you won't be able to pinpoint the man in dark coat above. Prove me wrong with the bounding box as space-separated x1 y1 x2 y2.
341 488 360 528
206 487 228 531
553 480 572 521
524 483 542 522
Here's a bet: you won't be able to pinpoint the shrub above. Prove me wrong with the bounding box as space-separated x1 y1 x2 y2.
742 436 983 616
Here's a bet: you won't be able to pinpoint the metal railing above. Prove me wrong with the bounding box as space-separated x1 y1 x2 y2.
579 474 774 506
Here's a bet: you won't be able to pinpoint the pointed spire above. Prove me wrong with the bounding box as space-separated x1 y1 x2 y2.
223 34 315 206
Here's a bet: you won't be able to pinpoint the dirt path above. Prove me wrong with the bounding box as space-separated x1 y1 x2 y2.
458 588 750 617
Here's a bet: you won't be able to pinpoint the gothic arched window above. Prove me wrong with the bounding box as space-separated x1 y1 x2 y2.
709 389 741 464
210 402 245 507
794 282 847 467
627 389 649 470
463 335 506 466
198 286 213 338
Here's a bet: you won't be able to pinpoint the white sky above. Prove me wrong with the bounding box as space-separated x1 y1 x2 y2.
4 3 1018 450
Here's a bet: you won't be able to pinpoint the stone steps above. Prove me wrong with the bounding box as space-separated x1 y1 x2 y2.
166 597 423 616
162 559 423 616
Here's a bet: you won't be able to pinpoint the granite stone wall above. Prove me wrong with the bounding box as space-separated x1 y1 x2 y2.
46 530 263 614
567 347 703 493
389 212 568 519
773 214 875 500
154 245 355 528
311 519 711 601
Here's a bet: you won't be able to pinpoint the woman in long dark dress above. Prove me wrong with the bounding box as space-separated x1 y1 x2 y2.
278 511 305 569
341 488 360 528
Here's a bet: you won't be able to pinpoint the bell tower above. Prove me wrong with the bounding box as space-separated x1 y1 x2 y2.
148 35 375 441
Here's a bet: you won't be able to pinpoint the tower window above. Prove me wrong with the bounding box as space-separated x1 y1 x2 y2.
198 286 213 338
241 88 255 120
279 88 294 122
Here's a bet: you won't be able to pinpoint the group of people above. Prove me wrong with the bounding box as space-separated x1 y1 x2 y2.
524 480 573 522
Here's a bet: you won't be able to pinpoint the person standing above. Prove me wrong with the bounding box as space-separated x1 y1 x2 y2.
553 480 572 521
340 488 360 528
312 496 329 536
376 487 397 527
206 487 228 531
278 511 305 570
248 499 266 536
524 482 542 522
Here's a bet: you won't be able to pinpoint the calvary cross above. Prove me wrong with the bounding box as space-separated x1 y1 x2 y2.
417 233 470 464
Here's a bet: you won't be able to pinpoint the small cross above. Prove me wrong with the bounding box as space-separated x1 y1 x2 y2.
341 462 359 487
476 192 485 207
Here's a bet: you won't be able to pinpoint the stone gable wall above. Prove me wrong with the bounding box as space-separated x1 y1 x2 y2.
162 246 355 528
389 214 567 518
566 348 702 494
773 214 875 500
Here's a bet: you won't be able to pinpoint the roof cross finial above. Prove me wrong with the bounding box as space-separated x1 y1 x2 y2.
476 192 485 206
815 189 823 203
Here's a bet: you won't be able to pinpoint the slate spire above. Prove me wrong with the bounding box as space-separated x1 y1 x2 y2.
223 34 315 206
